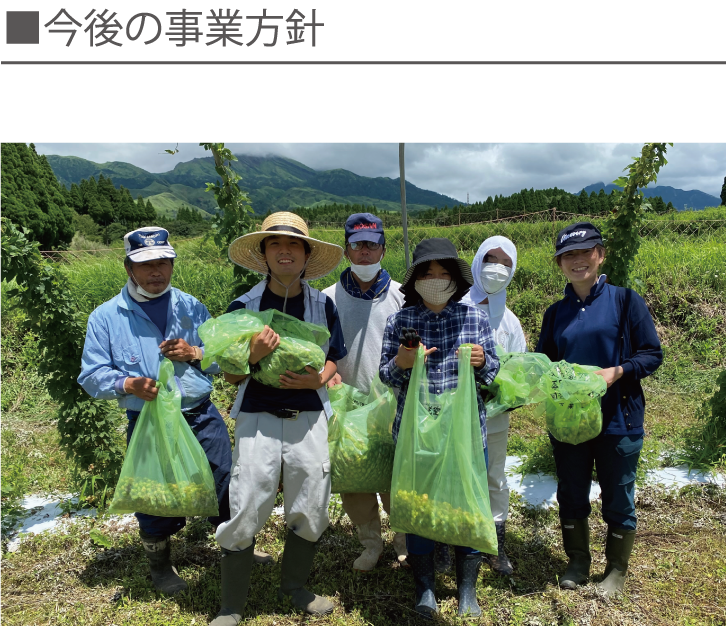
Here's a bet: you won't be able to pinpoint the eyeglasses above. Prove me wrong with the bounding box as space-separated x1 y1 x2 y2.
347 241 382 251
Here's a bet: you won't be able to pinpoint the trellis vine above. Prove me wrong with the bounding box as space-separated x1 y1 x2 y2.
602 143 672 289
1 218 125 505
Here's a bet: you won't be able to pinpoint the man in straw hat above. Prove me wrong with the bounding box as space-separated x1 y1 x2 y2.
212 212 346 624
77 226 270 596
322 212 409 571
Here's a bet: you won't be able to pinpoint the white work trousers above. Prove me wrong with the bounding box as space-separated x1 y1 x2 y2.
215 409 332 552
487 426 510 522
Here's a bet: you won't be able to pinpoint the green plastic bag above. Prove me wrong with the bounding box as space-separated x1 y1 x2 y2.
198 308 330 387
483 350 607 445
483 347 551 418
198 309 273 375
327 375 397 494
389 345 497 554
534 360 607 445
108 359 219 517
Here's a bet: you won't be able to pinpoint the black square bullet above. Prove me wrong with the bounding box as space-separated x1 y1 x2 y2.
7 11 40 44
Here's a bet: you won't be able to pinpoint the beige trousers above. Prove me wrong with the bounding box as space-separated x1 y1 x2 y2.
216 410 331 552
341 492 391 526
487 427 510 522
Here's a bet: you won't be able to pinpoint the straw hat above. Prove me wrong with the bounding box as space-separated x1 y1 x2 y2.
228 212 344 281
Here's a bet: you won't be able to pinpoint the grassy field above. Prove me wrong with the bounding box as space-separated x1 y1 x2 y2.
2 214 725 625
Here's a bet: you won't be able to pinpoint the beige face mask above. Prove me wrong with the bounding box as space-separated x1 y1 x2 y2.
414 278 457 305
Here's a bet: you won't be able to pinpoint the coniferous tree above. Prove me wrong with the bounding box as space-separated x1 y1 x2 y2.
1 142 75 248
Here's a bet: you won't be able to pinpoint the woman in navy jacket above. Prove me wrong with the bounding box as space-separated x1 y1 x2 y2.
536 222 662 598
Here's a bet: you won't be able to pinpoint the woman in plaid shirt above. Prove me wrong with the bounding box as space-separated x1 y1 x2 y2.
379 238 499 619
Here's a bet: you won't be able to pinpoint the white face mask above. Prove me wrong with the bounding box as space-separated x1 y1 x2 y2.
414 279 457 306
480 263 511 295
129 274 172 300
350 261 381 282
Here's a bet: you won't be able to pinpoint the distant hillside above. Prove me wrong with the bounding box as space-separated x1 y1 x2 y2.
580 182 721 210
46 154 460 216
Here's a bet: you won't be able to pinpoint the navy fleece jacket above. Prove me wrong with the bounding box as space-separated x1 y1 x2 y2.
536 276 663 435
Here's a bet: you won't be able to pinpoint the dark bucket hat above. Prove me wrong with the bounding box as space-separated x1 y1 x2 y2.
555 222 603 256
400 237 474 289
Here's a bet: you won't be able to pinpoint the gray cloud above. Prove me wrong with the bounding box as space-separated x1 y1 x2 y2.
34 142 726 201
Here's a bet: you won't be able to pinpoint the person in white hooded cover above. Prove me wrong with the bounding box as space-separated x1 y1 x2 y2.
461 236 526 576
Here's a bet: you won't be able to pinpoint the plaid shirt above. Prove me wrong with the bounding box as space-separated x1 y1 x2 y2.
379 301 499 448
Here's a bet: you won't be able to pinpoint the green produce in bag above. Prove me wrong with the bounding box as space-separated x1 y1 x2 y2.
389 345 497 555
109 359 219 517
534 360 607 445
253 310 330 388
483 347 551 418
327 375 397 494
198 309 273 375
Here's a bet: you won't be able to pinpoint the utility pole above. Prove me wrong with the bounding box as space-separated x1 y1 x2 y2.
399 143 410 269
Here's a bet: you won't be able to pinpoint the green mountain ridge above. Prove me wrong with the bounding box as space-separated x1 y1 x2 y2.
45 154 461 217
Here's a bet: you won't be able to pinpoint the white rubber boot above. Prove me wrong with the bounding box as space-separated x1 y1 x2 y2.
352 517 383 571
393 532 409 567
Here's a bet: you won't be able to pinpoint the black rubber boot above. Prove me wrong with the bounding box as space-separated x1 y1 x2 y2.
559 518 591 590
434 541 452 573
210 544 255 626
407 551 438 619
597 527 636 598
455 552 482 617
277 530 334 616
484 521 513 576
139 530 188 595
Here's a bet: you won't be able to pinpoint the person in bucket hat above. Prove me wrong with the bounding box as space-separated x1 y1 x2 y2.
212 213 346 624
322 213 409 571
537 221 662 598
78 226 271 596
379 237 500 618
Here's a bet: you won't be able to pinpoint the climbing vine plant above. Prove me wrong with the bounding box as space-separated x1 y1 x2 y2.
1 219 125 505
200 142 259 297
602 142 672 288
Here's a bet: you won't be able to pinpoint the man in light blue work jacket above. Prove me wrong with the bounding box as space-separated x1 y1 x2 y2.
78 226 270 596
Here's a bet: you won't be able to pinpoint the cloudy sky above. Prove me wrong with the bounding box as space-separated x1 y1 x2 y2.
36 143 726 203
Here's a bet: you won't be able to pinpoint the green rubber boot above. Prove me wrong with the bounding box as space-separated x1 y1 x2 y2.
139 530 188 595
210 544 255 626
597 527 636 598
277 531 334 616
559 518 591 590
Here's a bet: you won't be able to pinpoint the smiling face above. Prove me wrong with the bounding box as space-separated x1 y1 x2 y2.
126 258 173 294
557 246 605 288
263 234 310 281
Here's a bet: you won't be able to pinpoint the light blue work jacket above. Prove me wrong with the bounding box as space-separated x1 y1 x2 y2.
78 286 220 412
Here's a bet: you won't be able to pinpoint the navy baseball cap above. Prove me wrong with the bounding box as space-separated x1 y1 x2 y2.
555 222 603 256
345 213 385 245
124 227 177 262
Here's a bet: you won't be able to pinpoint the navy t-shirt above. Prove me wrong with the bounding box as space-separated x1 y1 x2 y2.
136 290 171 338
226 286 347 413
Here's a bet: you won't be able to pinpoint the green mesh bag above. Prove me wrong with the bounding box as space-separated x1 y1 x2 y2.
109 359 219 517
327 375 397 494
389 345 497 554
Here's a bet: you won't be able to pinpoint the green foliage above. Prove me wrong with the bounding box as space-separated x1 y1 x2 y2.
1 143 75 248
200 143 259 298
601 143 672 288
721 175 726 206
681 369 726 472
0 219 125 505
